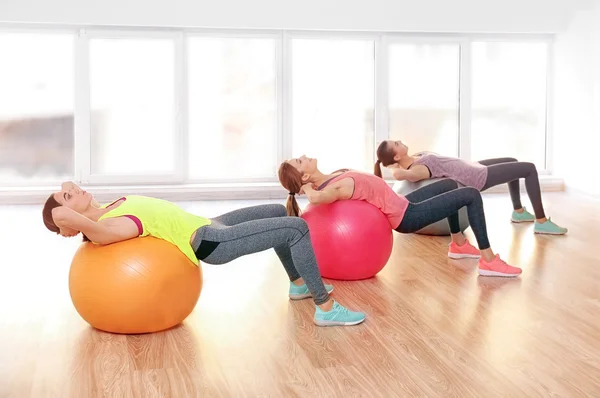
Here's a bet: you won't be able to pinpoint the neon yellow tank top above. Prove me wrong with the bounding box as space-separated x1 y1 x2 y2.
98 195 211 265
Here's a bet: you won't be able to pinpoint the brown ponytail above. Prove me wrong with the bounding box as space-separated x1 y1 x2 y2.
374 141 396 178
285 193 301 217
278 162 304 217
374 160 383 178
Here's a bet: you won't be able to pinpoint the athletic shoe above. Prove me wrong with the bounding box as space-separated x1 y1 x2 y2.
534 218 568 235
478 255 522 277
289 282 334 300
448 240 481 259
314 301 366 327
511 207 535 223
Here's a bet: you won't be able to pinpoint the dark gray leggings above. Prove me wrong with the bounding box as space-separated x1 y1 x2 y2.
396 179 491 250
191 204 329 305
479 158 545 219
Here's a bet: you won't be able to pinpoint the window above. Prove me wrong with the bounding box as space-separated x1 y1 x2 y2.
0 32 74 184
471 42 548 166
291 39 375 172
89 37 176 175
388 43 460 157
187 37 277 180
0 29 554 193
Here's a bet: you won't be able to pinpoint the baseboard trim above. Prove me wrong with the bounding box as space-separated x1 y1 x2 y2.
0 175 565 205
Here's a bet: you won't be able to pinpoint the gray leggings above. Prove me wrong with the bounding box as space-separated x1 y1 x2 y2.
479 158 545 219
191 204 329 305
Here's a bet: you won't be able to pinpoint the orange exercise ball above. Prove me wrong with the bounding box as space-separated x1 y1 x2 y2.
68 237 202 334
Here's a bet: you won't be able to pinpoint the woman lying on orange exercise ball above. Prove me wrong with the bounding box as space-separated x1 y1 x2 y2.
42 181 366 327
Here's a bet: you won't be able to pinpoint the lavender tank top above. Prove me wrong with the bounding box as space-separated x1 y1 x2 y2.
411 153 489 190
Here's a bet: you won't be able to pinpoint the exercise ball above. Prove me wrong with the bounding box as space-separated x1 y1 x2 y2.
301 200 393 280
393 178 470 236
69 237 202 334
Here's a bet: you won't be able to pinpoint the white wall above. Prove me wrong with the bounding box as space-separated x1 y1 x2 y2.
0 0 588 33
553 0 600 196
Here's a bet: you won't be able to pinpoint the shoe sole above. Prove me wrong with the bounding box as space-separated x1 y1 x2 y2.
534 230 567 235
448 252 481 259
478 269 521 277
511 219 535 223
314 318 365 327
289 286 334 300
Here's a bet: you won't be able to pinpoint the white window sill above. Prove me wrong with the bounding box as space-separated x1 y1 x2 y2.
0 175 565 205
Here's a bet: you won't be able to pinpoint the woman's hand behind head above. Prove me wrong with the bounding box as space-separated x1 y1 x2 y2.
299 182 316 195
59 226 80 237
44 196 82 238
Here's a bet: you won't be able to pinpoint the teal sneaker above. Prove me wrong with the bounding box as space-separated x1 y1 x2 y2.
289 282 334 300
511 207 535 223
534 218 568 235
314 301 366 327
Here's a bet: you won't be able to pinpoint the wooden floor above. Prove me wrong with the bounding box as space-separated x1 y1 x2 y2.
1 192 600 397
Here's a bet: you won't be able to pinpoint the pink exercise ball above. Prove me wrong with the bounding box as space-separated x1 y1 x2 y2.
301 200 393 280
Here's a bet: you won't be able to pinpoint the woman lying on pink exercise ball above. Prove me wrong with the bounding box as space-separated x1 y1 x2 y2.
278 155 522 278
374 140 567 235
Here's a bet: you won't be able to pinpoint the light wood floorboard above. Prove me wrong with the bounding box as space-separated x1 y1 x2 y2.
1 192 599 397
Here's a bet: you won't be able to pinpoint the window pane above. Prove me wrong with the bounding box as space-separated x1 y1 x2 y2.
292 39 374 172
389 43 459 156
188 38 277 179
0 33 74 183
90 38 176 175
471 42 547 167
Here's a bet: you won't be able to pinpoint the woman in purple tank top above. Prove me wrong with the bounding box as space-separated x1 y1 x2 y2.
278 155 522 278
374 140 567 236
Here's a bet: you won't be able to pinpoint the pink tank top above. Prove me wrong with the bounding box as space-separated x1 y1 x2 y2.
317 170 409 229
412 153 488 190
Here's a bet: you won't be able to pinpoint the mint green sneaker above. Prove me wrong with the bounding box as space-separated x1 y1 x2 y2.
511 207 535 223
289 282 334 300
314 301 366 327
534 218 568 235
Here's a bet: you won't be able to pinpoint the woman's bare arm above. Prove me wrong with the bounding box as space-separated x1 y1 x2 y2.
302 178 354 204
52 207 139 244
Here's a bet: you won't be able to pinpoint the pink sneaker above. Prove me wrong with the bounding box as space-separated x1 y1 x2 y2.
478 255 522 277
448 240 481 259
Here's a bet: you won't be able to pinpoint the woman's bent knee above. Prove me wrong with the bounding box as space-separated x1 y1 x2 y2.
284 217 310 244
441 178 460 189
269 203 287 217
462 187 483 203
287 216 309 233
523 162 538 175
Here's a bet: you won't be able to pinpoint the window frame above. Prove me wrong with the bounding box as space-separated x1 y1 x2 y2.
78 28 185 185
183 30 283 184
0 27 78 187
285 31 380 173
468 36 554 174
380 36 465 175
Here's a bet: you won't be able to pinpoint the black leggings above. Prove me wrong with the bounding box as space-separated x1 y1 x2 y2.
396 179 491 250
479 158 545 219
